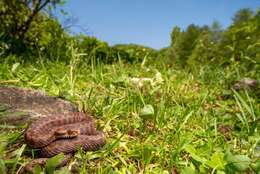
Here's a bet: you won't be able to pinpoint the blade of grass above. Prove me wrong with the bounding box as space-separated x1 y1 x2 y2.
11 144 26 174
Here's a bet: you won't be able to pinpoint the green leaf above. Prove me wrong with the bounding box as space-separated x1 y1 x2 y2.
139 104 154 120
45 153 65 174
54 167 71 174
33 164 42 174
0 104 8 112
184 145 207 164
142 144 154 166
0 142 7 156
11 144 26 174
216 171 225 174
11 63 20 73
225 151 251 171
206 151 225 170
0 159 6 174
182 166 196 174
252 159 260 173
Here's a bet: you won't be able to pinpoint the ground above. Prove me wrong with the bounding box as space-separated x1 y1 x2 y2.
0 59 259 174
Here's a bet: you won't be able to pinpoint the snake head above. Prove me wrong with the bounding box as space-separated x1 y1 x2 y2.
55 128 80 139
55 128 67 136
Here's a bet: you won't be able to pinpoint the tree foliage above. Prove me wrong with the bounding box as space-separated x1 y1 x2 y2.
0 0 63 54
168 24 207 67
163 7 260 74
232 8 254 25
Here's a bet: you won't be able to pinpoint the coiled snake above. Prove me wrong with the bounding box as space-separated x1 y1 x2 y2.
0 86 105 173
23 112 106 172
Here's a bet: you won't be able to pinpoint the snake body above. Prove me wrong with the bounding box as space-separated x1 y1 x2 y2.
0 86 105 172
25 112 105 157
23 112 105 173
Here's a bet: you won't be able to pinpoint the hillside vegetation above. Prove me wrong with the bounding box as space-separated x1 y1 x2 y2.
0 1 259 174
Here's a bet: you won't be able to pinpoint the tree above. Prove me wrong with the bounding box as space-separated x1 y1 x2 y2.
216 8 260 69
0 0 63 54
168 26 182 64
176 24 201 66
167 24 203 67
170 26 181 47
210 20 223 43
187 29 218 70
232 8 254 25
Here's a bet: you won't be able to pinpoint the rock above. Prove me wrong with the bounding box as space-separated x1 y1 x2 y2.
0 86 78 125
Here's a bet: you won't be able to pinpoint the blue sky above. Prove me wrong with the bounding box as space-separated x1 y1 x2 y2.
56 0 260 49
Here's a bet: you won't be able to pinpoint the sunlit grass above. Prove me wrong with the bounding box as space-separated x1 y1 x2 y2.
0 54 259 173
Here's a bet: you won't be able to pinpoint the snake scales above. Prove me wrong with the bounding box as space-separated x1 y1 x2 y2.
23 112 106 172
25 112 105 157
0 86 105 173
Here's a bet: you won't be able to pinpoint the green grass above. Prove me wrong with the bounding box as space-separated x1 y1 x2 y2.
0 54 259 174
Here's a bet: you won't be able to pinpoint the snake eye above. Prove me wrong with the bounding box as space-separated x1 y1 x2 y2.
67 130 80 137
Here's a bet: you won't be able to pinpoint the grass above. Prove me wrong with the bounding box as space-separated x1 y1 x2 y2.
0 53 259 174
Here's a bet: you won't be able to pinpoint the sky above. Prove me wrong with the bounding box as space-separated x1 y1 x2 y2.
56 0 260 49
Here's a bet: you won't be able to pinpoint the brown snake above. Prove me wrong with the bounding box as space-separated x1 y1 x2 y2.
0 86 105 172
23 112 106 172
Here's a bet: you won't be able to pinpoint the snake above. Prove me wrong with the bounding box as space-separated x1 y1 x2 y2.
0 86 105 172
23 112 106 173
